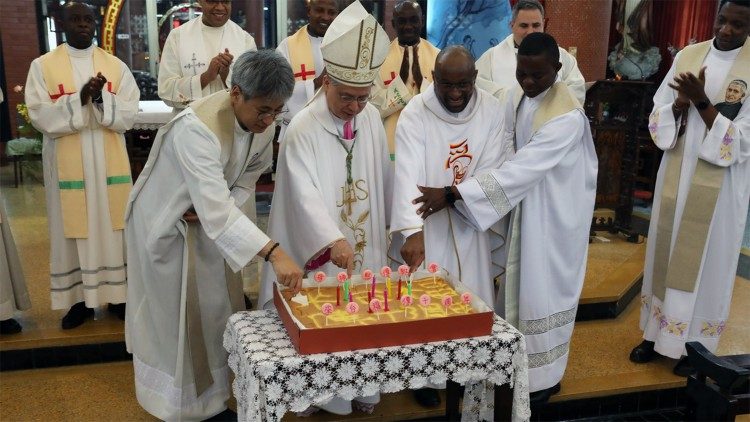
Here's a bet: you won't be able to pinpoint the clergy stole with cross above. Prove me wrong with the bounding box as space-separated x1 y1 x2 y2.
288 25 317 82
650 38 750 301
40 44 131 239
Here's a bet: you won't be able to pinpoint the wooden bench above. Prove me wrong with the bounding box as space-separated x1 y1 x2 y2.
685 341 750 421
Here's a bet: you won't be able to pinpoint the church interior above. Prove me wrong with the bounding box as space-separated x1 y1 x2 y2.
0 0 749 421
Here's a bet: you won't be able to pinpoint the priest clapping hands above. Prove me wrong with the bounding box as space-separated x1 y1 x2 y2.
80 72 107 105
200 48 234 89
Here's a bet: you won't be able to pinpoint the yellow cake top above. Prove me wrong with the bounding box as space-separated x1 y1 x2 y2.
280 276 474 329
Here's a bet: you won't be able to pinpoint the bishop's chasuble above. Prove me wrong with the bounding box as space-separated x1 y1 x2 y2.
455 82 598 392
25 43 138 310
639 39 750 359
390 84 507 308
125 91 274 420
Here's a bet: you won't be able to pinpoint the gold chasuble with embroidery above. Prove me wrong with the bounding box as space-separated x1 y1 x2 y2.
40 44 131 238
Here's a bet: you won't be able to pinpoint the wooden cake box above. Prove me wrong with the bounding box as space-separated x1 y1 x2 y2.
273 270 494 355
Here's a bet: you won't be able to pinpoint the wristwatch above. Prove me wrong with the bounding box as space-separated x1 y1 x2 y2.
444 186 456 205
696 99 710 111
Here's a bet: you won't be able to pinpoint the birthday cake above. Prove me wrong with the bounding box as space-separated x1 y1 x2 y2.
273 265 494 354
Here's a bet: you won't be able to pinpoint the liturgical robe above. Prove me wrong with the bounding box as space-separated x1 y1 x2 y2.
455 83 597 392
0 194 31 321
276 25 325 141
158 17 256 109
25 43 139 310
475 34 586 105
125 91 274 420
390 84 507 307
639 40 750 359
258 91 391 414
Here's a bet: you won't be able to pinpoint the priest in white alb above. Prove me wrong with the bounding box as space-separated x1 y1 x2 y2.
369 0 439 158
158 0 256 109
629 0 750 376
475 0 585 104
258 1 392 416
125 50 303 420
1 193 31 335
415 33 597 404
276 0 339 141
25 2 138 329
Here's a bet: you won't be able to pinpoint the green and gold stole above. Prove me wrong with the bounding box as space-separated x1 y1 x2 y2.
40 44 131 238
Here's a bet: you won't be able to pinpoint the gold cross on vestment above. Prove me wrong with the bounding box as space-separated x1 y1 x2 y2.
339 184 357 216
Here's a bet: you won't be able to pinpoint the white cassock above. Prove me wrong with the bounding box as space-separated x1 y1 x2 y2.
125 92 274 420
454 85 597 392
276 28 324 141
639 42 750 358
1 194 31 321
158 17 256 109
475 34 586 105
390 84 507 307
25 44 139 310
258 92 392 414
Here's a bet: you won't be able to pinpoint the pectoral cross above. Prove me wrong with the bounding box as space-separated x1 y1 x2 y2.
184 53 206 76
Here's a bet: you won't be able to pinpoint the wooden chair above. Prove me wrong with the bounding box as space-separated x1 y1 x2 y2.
684 341 750 421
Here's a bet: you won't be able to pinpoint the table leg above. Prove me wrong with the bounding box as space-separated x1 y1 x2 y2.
445 380 463 421
494 383 513 421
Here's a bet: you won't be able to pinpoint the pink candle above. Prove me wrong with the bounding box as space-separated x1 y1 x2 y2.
348 291 353 303
367 291 372 313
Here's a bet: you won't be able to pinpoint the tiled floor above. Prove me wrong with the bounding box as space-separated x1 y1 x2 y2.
1 164 748 421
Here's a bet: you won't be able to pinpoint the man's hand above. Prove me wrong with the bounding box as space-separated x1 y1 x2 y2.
182 207 199 223
411 44 423 90
80 72 107 105
269 247 304 294
668 67 708 105
401 231 425 273
201 50 233 88
313 68 327 91
330 239 354 276
413 185 448 219
218 49 233 84
399 47 410 85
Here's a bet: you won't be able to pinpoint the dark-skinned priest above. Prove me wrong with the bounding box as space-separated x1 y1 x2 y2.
258 0 392 416
24 2 139 329
414 32 598 404
125 50 303 420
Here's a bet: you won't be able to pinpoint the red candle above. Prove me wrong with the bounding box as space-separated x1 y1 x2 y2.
349 291 353 303
397 279 402 299
384 289 389 311
336 286 340 306
367 291 373 313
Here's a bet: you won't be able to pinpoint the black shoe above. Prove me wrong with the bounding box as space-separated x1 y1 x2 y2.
673 356 696 377
107 303 126 320
530 383 561 405
61 302 94 329
205 408 237 421
629 340 657 363
0 318 22 335
244 295 253 310
413 388 441 408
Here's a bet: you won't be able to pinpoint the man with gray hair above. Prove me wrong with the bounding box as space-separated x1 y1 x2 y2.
125 49 303 420
475 0 585 104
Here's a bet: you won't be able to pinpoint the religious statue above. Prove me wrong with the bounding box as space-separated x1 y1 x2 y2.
608 0 661 80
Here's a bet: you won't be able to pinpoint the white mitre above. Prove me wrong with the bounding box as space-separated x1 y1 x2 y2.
321 0 389 87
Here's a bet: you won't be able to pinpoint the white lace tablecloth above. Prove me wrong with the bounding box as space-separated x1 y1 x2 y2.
223 309 530 421
132 100 175 130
